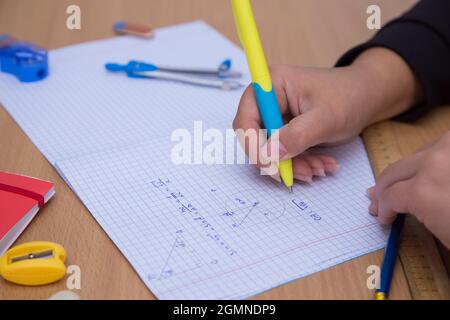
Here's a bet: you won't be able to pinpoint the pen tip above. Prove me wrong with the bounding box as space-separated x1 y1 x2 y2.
374 292 386 300
289 186 293 193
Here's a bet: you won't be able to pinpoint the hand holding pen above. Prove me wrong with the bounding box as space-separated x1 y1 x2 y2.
232 48 419 183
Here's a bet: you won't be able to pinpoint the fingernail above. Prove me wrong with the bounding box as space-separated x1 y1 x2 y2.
368 201 378 216
312 168 326 177
367 186 374 199
278 142 288 160
325 163 339 173
261 141 288 162
295 174 313 184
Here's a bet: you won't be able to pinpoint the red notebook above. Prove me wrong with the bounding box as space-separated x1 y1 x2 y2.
0 171 55 255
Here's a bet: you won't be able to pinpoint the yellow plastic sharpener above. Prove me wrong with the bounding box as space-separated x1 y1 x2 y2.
0 241 66 286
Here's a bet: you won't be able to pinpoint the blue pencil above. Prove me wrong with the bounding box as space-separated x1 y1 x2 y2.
375 214 406 300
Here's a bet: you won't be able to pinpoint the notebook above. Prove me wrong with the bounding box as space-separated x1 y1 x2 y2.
56 137 387 299
0 21 388 299
0 172 55 255
0 21 249 164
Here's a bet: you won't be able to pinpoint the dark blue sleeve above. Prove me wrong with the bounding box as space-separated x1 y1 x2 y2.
336 0 450 121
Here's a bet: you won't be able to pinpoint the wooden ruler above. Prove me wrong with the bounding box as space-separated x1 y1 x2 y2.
363 121 450 300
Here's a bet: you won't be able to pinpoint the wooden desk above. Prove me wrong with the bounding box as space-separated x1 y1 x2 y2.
0 0 445 300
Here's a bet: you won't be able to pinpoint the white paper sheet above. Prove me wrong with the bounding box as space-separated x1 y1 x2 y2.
56 138 387 299
0 21 388 299
0 21 249 163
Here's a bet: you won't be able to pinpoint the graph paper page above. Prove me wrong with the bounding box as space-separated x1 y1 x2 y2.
1 21 388 299
57 138 388 300
0 21 248 164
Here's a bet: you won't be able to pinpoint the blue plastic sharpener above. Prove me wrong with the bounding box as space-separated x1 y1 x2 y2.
0 35 49 82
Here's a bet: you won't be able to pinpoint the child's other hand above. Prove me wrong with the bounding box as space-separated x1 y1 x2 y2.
233 48 421 182
368 132 450 249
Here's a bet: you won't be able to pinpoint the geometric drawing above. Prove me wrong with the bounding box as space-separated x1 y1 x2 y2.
156 230 217 280
218 188 286 228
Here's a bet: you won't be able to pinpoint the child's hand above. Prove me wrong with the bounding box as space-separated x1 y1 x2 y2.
233 48 421 182
368 132 450 248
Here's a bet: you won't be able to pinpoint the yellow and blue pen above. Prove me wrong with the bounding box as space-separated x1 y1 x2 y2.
231 0 294 191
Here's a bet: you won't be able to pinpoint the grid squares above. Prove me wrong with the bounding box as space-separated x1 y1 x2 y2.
0 21 389 300
57 138 388 299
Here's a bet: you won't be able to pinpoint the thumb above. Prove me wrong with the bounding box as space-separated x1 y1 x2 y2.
261 109 328 161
